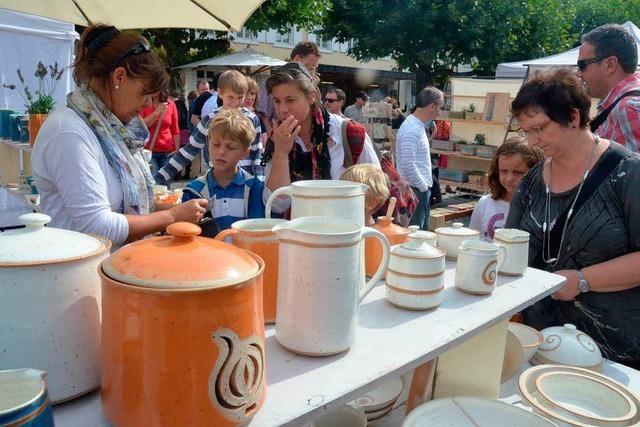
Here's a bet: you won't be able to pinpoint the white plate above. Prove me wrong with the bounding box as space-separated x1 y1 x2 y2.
519 364 640 427
349 377 403 412
403 396 557 426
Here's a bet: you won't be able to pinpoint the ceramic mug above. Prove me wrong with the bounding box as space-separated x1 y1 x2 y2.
494 229 530 276
455 240 506 295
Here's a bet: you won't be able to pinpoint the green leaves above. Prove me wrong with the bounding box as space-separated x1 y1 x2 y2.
3 61 63 114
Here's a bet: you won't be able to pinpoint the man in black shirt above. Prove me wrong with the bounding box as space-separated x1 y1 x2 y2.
191 73 222 127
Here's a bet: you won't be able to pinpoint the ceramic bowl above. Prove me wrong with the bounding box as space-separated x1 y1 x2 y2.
509 322 544 362
363 402 395 421
519 364 640 427
311 406 367 427
349 377 403 413
403 396 557 426
532 324 602 371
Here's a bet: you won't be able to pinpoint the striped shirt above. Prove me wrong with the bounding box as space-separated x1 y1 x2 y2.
155 106 264 184
396 114 433 192
595 72 640 153
181 168 266 231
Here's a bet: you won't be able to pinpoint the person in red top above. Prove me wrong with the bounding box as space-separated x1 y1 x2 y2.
578 23 640 153
141 90 180 173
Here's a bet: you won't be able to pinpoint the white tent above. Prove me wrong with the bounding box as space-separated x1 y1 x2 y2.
495 21 640 79
0 9 77 111
175 47 287 76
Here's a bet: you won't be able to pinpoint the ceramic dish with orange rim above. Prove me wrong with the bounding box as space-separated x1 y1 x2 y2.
519 364 640 427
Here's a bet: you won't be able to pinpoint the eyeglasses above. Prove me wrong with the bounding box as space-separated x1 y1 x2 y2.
325 98 339 103
517 119 552 138
577 56 608 72
115 38 151 66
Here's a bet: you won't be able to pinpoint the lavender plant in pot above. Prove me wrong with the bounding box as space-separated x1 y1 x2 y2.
3 62 64 146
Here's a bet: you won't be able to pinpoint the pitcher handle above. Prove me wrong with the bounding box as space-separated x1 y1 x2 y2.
359 227 390 303
265 186 292 219
214 228 237 242
497 245 507 270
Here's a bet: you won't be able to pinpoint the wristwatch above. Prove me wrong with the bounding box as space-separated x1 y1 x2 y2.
577 269 590 293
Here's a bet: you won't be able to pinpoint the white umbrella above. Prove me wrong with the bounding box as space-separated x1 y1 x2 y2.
0 0 266 31
175 47 287 75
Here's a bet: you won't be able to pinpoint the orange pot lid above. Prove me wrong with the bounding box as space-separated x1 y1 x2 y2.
101 222 260 290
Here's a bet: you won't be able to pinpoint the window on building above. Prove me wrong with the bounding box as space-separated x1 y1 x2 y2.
275 27 294 46
316 32 333 51
234 27 258 42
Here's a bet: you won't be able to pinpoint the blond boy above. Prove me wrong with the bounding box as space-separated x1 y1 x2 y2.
341 164 390 225
155 70 264 184
182 109 267 231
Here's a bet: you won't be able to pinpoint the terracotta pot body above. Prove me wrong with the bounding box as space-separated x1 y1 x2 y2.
216 218 286 323
0 214 110 403
28 113 48 146
366 217 409 278
386 229 446 310
273 217 390 356
100 223 266 427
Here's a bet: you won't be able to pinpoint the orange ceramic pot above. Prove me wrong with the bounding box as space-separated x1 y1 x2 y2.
215 218 286 324
365 216 409 278
28 113 47 146
100 223 266 427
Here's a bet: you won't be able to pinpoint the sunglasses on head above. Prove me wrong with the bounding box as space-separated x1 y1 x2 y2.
576 56 609 72
275 62 314 82
115 38 151 66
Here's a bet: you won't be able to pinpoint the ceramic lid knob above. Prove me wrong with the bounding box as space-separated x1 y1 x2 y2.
452 222 463 228
167 222 201 238
564 324 577 330
19 213 51 230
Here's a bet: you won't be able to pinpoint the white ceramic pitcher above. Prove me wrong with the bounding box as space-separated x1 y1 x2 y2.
265 180 367 226
273 217 390 356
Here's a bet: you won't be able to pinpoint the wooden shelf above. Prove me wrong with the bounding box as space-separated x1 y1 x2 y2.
0 138 31 152
440 179 488 193
436 117 508 127
431 148 492 162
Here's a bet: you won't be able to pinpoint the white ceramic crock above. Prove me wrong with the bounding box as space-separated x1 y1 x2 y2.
0 213 111 403
435 222 480 259
265 180 367 226
386 229 446 310
273 217 390 356
532 324 603 371
494 228 530 276
455 240 506 295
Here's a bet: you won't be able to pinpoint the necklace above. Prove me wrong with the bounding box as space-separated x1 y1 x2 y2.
542 133 599 267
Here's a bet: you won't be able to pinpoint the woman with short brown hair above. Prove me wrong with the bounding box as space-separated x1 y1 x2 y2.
32 24 207 246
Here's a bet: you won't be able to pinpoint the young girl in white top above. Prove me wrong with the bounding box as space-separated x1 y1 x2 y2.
470 137 544 241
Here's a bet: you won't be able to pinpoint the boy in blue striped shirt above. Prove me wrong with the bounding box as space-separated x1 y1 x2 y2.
181 110 267 232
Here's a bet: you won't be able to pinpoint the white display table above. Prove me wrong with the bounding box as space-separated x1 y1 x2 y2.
53 263 565 426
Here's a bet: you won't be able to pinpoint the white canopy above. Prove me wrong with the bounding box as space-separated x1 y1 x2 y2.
0 0 266 31
176 47 287 69
0 9 77 110
495 21 640 78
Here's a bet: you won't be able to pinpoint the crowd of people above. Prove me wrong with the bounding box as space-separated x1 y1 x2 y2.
28 22 640 368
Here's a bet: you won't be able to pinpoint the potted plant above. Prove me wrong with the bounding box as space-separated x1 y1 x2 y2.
474 133 497 158
449 105 465 119
474 133 487 145
464 103 483 120
456 138 477 156
3 62 64 146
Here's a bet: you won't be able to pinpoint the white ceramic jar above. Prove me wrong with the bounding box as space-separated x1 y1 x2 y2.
532 323 603 371
455 240 506 295
386 229 446 310
435 222 480 259
494 228 530 276
0 213 111 402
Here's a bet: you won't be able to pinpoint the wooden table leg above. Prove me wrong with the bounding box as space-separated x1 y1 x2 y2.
406 359 436 414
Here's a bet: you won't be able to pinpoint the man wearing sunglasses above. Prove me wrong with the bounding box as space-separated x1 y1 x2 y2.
324 87 346 117
578 23 640 152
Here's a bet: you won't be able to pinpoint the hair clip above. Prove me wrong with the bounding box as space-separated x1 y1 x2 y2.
85 26 119 53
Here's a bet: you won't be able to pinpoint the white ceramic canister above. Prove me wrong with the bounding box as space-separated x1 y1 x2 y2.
434 222 480 259
0 214 111 403
455 240 506 295
408 225 437 247
493 228 530 276
386 229 446 310
273 217 390 356
265 180 367 226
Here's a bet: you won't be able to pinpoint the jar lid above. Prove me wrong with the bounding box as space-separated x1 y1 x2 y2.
0 213 110 266
435 222 480 237
372 216 410 237
494 228 530 242
392 228 443 259
101 222 260 290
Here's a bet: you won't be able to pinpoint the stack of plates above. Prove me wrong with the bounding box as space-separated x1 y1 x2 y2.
403 396 556 426
349 377 404 421
519 364 640 426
